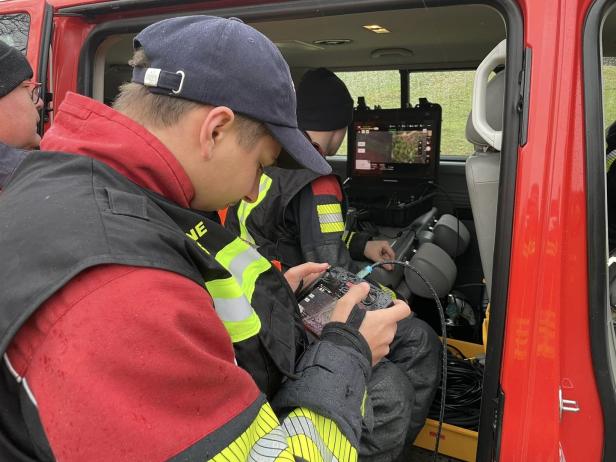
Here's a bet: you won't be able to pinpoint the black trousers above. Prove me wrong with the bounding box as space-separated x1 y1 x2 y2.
359 315 441 462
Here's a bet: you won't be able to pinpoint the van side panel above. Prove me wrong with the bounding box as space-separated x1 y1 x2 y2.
499 0 603 460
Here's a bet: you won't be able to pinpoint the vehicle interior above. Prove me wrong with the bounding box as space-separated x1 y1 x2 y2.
74 1 521 460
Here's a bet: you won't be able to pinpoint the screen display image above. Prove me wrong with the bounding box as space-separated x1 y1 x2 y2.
355 125 433 171
347 104 442 191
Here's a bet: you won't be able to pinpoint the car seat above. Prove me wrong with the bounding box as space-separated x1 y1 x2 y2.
465 39 506 299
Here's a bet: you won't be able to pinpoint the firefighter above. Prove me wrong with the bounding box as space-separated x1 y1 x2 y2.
226 68 395 272
0 41 43 190
0 16 411 461
0 41 43 149
226 67 441 460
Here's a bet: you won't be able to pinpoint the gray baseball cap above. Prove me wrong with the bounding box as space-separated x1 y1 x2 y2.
132 15 331 175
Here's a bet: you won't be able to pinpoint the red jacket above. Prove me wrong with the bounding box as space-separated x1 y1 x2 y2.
6 93 260 460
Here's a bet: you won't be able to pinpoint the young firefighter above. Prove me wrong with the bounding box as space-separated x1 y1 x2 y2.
0 17 411 462
226 68 441 460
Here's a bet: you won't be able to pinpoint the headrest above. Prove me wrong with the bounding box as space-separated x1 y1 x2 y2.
466 70 506 151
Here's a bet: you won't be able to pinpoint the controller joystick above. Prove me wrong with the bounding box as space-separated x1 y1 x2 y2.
297 267 394 336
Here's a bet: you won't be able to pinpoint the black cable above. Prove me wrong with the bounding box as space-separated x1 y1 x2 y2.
428 348 483 431
427 180 461 260
368 260 447 462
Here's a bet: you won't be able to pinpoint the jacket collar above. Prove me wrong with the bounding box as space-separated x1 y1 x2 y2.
40 92 195 208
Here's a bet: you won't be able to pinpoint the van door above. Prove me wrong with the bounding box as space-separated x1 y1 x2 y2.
0 0 53 132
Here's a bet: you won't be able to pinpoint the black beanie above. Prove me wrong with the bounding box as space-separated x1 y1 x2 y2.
296 68 354 131
0 41 33 98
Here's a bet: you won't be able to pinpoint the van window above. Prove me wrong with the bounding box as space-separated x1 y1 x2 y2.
0 13 30 54
408 70 475 156
335 70 400 155
604 57 616 129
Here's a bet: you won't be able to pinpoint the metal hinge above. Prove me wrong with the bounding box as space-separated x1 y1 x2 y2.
559 387 580 419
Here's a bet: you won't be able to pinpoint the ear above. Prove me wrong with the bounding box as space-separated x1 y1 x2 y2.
198 106 235 160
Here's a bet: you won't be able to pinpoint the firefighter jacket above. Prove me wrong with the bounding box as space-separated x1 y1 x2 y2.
0 93 372 462
226 166 371 271
0 142 26 190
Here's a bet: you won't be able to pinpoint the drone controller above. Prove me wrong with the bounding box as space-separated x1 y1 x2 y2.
297 266 394 336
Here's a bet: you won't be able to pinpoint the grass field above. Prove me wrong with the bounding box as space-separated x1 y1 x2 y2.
603 63 616 132
336 64 616 157
336 70 475 156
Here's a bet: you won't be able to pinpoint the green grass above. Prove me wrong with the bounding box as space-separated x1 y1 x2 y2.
333 65 616 157
336 70 475 156
603 64 616 132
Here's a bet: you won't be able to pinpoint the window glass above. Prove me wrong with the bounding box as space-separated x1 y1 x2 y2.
0 13 30 54
409 70 475 156
604 57 616 131
335 70 400 155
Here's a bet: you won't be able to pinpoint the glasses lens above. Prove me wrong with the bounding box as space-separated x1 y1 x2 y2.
31 86 41 104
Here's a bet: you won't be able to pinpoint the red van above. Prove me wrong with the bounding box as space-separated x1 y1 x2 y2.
1 0 614 460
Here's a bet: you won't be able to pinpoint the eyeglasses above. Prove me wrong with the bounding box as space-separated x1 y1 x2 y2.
24 81 42 105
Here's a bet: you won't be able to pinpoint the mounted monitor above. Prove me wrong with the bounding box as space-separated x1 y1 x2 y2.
347 100 442 195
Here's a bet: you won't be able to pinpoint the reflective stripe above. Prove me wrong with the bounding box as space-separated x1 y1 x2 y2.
343 231 356 249
237 174 273 245
608 149 616 172
205 237 271 342
206 278 261 342
316 203 342 216
283 407 355 461
320 222 345 233
318 212 344 224
211 402 295 462
317 203 344 233
216 238 271 303
222 310 262 343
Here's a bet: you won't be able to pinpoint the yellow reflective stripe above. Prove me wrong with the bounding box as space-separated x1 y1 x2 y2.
223 310 262 343
242 257 271 302
205 276 243 299
320 222 345 233
316 203 342 215
282 407 357 462
215 238 271 303
344 231 356 248
317 203 344 234
216 237 251 270
607 149 616 172
210 402 292 462
288 434 322 461
237 174 273 244
206 276 261 342
361 390 367 417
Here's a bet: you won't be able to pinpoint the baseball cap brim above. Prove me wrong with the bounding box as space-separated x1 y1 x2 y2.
266 123 332 175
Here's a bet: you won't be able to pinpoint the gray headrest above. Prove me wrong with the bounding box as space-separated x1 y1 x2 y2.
405 243 457 299
465 71 506 150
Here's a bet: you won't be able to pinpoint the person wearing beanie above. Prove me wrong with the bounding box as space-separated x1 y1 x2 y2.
0 41 43 150
226 67 440 461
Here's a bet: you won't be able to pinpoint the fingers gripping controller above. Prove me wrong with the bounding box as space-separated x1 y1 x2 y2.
296 267 393 336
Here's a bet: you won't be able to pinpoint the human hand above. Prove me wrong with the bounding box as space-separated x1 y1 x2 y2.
330 283 411 365
363 240 396 271
284 262 329 293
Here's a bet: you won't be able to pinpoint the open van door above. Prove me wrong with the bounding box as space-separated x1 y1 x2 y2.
0 0 53 133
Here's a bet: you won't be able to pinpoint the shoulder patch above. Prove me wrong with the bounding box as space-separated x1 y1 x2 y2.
310 175 343 202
